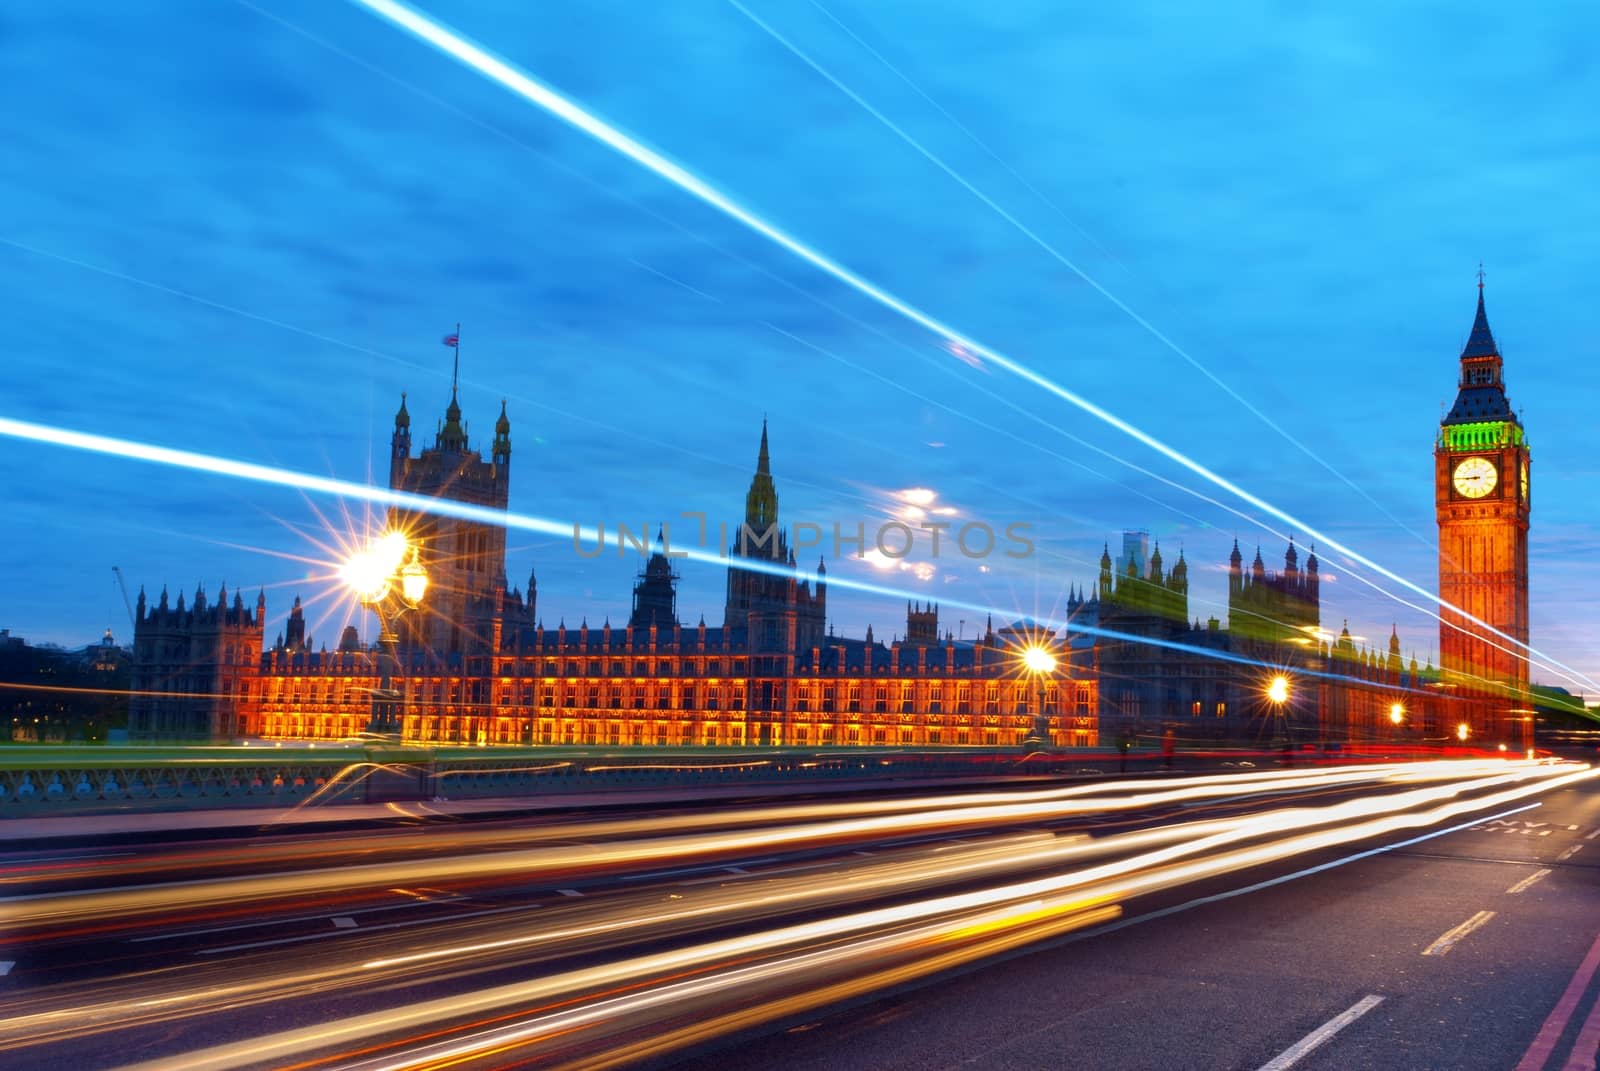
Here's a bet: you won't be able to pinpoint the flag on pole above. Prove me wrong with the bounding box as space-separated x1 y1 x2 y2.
442 333 460 348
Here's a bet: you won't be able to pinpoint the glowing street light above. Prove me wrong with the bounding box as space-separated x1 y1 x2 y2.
344 532 428 737
1023 647 1057 675
1267 675 1290 706
1388 702 1405 726
1456 722 1470 742
1020 645 1058 749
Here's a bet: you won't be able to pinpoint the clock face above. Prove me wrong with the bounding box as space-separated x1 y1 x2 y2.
1521 461 1529 500
1452 456 1498 498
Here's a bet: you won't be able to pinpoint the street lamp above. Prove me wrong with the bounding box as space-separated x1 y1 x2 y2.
1456 721 1470 743
1267 675 1291 750
342 532 428 737
1021 645 1057 748
1387 700 1406 759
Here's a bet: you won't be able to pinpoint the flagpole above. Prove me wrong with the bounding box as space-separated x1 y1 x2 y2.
452 321 461 397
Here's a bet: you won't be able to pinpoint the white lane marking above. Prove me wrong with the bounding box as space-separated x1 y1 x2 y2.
1038 805 1547 981
557 888 582 897
131 895 464 942
723 866 749 875
1257 994 1385 1071
1423 910 1497 956
1507 869 1553 895
1558 845 1584 862
332 916 358 929
618 858 780 882
852 850 874 856
0 961 13 976
1586 828 1600 841
197 903 535 955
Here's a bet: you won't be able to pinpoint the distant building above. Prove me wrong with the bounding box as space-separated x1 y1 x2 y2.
1 628 130 743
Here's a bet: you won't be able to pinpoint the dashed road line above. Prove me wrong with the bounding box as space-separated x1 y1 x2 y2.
0 960 13 976
1557 845 1584 862
1423 910 1496 956
558 888 583 897
1506 869 1552 895
1257 994 1384 1070
332 916 358 929
197 903 536 955
1586 828 1600 841
131 895 465 942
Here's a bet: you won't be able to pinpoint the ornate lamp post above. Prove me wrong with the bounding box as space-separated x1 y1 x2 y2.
1267 674 1292 749
1021 645 1057 748
342 532 428 738
1388 701 1405 751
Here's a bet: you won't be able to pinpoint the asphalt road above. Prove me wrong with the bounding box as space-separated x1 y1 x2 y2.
664 778 1600 1071
0 760 1594 1070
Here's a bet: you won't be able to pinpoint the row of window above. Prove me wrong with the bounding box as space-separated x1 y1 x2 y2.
259 716 1100 749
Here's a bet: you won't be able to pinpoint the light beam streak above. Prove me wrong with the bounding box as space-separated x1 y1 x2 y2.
726 0 1434 550
0 413 1577 699
344 0 1595 693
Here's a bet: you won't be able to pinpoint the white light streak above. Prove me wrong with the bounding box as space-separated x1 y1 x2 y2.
345 0 1594 693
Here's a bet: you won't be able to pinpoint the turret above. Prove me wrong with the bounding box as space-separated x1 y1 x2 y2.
493 399 511 469
390 392 412 485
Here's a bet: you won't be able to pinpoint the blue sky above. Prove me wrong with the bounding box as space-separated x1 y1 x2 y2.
2 1 1596 694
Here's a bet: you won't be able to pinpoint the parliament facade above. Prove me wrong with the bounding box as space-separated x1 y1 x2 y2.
129 289 1531 749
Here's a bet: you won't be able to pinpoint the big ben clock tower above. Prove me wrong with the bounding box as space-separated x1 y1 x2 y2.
1435 278 1530 726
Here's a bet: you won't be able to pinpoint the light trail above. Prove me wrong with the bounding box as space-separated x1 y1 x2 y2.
802 0 1116 261
345 0 1593 693
0 762 1458 929
726 0 1433 551
10 414 1533 699
71 760 1591 1071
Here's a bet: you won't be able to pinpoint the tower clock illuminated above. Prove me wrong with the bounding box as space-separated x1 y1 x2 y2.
1433 281 1530 738
1451 456 1497 498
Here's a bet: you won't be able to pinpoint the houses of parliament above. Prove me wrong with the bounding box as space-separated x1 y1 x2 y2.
128 290 1531 749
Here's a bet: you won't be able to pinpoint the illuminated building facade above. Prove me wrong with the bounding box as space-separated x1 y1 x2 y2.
238 396 1099 748
1435 283 1531 742
387 374 512 661
128 291 1529 749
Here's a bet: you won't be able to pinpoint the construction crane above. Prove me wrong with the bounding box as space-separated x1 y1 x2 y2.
111 566 136 629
